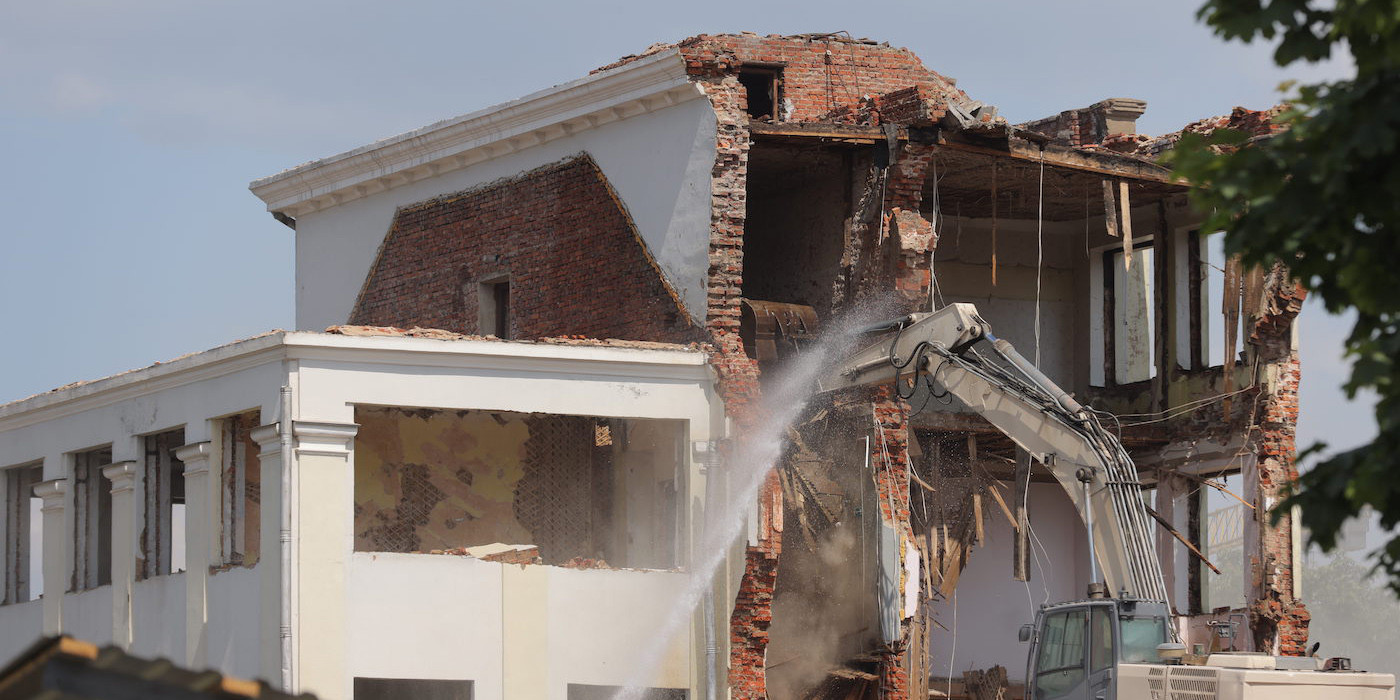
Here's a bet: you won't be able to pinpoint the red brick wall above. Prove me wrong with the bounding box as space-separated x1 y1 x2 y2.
672 34 964 123
349 155 697 344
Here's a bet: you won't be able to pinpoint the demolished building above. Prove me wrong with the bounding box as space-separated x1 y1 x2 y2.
0 32 1308 699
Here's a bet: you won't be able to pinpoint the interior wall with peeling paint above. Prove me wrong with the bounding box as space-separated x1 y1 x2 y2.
353 405 683 569
933 217 1080 386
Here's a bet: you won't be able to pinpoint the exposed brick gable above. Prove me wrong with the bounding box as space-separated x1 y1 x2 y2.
350 154 699 344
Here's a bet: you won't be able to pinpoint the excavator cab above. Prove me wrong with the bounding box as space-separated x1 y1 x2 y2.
1022 598 1172 700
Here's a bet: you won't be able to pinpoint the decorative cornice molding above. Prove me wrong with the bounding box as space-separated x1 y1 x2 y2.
293 421 358 458
250 424 282 455
33 478 67 507
248 50 701 218
173 442 213 474
100 462 139 493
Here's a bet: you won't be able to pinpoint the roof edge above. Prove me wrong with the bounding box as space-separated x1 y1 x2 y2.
248 49 702 219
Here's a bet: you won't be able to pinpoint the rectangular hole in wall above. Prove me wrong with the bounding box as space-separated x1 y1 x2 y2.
1204 470 1245 612
568 685 687 700
354 678 473 700
477 276 510 339
141 429 186 579
738 65 781 121
220 411 261 568
1106 240 1157 384
1201 231 1243 368
3 463 43 604
353 406 683 569
72 447 113 591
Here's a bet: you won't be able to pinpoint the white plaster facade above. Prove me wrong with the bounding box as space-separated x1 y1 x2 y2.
249 48 719 331
0 331 726 700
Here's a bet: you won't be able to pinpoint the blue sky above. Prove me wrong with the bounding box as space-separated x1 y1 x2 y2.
0 0 1371 453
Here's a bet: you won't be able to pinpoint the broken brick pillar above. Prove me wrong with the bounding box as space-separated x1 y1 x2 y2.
870 386 916 700
881 142 937 312
1246 264 1311 655
687 59 781 700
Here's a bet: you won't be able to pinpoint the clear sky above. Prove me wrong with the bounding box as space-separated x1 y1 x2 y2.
0 0 1371 453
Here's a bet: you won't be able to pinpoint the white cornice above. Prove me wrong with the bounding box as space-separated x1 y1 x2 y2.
0 331 710 432
249 50 702 219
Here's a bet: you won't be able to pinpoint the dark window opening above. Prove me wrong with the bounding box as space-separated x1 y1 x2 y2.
354 678 473 700
141 429 186 579
72 447 113 591
3 464 43 603
568 685 686 700
739 67 781 121
479 277 511 339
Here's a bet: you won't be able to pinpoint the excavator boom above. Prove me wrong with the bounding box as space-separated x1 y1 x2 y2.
820 303 1168 603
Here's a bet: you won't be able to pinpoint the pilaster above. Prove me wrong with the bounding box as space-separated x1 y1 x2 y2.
174 441 213 667
290 420 357 700
250 424 285 688
33 478 67 634
101 462 138 648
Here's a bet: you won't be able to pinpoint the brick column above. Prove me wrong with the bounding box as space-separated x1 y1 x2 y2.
870 387 914 700
1247 265 1309 655
101 462 138 648
174 441 213 667
34 478 67 635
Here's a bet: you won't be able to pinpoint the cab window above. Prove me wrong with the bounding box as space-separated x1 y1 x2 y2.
1090 606 1115 672
1120 615 1169 663
1035 609 1087 697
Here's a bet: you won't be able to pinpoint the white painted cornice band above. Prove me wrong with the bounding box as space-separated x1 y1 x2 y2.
174 442 214 474
101 462 139 493
249 50 700 218
34 478 67 507
293 421 358 458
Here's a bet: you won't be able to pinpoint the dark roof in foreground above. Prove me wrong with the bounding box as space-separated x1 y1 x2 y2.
0 636 316 700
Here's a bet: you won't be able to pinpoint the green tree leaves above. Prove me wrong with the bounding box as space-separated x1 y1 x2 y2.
1172 0 1400 595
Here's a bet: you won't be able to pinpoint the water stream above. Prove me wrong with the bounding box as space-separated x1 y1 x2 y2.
614 299 896 699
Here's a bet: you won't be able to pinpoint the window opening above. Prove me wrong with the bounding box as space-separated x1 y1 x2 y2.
354 678 473 700
72 448 113 591
141 429 186 578
478 277 511 339
568 685 686 699
1104 239 1157 384
1204 470 1245 611
1201 231 1243 367
738 66 781 121
353 406 682 569
220 411 261 567
3 464 43 603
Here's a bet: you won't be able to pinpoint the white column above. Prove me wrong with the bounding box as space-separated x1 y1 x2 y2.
174 441 213 667
33 478 67 635
291 421 358 700
250 424 285 687
102 462 138 648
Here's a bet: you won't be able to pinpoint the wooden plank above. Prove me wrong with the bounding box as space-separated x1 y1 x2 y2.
1102 180 1120 238
935 135 1180 184
991 163 999 286
1146 504 1222 574
1013 447 1032 582
1120 180 1134 270
1222 255 1242 415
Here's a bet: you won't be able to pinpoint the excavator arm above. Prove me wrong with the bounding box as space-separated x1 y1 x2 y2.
819 303 1169 603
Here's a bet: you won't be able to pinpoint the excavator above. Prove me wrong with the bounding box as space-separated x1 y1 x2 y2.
816 302 1395 700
